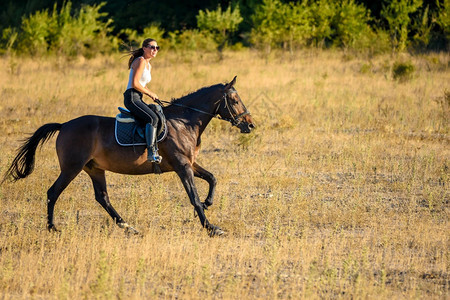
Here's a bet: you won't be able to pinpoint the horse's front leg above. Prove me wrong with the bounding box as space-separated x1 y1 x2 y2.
176 164 224 236
193 162 216 209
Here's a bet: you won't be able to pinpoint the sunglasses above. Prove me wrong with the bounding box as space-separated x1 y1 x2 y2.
146 45 160 51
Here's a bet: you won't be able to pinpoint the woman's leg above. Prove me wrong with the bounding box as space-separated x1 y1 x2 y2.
124 89 162 163
124 89 158 126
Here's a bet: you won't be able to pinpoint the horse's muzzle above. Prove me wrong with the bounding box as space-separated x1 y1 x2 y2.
239 122 255 133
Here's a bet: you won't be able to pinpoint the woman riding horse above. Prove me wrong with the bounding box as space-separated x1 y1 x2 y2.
3 76 255 236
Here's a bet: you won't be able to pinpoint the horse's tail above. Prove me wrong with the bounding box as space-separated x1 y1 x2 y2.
3 123 62 183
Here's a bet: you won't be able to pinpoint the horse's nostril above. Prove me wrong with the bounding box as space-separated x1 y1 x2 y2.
249 123 255 129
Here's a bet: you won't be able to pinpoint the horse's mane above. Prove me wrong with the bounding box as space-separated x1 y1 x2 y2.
170 83 223 104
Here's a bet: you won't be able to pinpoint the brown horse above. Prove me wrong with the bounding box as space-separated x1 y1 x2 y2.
3 76 254 236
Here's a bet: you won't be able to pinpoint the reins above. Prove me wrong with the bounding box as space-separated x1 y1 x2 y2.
154 92 250 127
155 98 217 117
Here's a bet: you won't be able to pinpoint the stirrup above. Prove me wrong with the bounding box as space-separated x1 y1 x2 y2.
148 155 162 164
147 148 162 164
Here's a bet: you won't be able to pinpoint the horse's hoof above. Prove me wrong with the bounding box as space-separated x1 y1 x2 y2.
47 224 60 233
208 226 225 237
118 222 140 235
125 226 140 235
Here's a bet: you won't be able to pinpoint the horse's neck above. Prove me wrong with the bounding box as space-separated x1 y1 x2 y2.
165 93 219 135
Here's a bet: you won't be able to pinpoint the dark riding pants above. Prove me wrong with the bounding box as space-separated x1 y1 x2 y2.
123 88 158 127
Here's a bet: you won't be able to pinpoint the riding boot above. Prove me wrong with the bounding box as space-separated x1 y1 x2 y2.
145 123 162 163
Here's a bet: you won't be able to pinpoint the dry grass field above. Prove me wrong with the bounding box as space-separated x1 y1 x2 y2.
0 49 448 299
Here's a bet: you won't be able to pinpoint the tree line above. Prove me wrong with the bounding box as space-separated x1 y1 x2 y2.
1 0 448 57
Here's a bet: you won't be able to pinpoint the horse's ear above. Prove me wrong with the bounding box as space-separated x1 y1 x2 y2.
225 76 237 90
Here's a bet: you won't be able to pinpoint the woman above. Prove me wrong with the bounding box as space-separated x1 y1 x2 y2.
124 38 162 163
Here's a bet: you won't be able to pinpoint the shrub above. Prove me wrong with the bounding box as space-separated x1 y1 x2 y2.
53 2 116 58
392 60 415 81
308 0 336 47
434 0 450 50
142 25 165 43
250 0 284 52
119 24 165 49
250 0 312 52
18 9 54 56
279 1 312 51
165 29 217 52
176 29 217 52
196 3 243 49
14 1 117 58
0 27 18 55
411 5 433 49
331 0 372 49
360 29 391 56
381 0 422 52
250 0 373 52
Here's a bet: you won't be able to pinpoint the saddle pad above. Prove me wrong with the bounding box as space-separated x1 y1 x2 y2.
115 119 146 147
114 111 168 147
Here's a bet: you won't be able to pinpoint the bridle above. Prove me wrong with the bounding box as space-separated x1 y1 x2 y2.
215 91 251 127
156 90 250 128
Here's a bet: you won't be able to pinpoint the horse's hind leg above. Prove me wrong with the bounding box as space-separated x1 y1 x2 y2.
84 167 138 234
47 170 82 231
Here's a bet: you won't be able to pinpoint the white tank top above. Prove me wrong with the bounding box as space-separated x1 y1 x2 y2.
126 57 151 90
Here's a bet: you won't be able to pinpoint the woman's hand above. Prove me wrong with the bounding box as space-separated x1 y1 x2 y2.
147 92 159 100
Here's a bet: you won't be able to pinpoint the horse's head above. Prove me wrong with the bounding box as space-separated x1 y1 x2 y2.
217 76 255 133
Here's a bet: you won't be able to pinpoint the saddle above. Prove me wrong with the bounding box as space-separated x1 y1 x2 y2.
115 105 167 147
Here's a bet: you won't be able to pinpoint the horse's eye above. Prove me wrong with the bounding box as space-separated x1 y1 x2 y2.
229 96 239 105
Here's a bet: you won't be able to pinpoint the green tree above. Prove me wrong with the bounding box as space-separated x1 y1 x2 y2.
18 8 55 56
250 0 283 52
169 29 217 52
309 0 336 47
279 1 312 51
53 2 115 57
411 5 433 49
196 3 243 49
250 0 311 52
435 0 450 48
12 1 116 57
120 24 165 49
332 0 372 49
250 0 373 52
381 0 422 52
